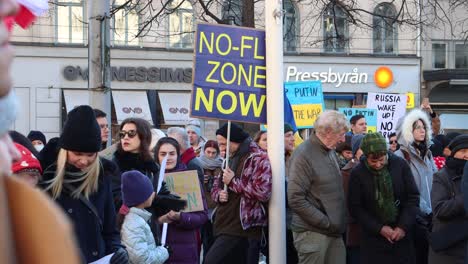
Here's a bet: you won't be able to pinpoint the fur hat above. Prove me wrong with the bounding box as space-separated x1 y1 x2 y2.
12 143 42 174
216 123 249 143
395 109 432 148
59 105 102 153
121 170 154 207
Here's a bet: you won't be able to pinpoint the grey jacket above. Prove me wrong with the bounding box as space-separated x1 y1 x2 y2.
395 146 437 214
395 109 437 214
287 132 345 236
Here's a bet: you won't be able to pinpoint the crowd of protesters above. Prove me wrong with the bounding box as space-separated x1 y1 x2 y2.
2 1 468 263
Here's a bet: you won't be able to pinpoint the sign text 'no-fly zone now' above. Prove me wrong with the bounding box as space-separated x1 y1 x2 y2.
190 23 267 124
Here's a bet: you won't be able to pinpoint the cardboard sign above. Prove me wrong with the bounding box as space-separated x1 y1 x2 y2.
367 92 407 138
191 23 267 124
164 170 204 213
339 108 378 133
284 81 324 128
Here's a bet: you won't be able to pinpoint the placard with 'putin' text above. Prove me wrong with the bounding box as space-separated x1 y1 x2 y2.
284 81 324 129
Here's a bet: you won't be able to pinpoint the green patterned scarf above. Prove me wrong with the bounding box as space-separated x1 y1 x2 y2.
364 158 397 224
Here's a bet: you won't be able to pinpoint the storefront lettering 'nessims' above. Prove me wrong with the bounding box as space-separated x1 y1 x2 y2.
63 66 192 83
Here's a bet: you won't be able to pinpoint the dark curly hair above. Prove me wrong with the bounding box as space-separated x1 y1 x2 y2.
117 118 153 161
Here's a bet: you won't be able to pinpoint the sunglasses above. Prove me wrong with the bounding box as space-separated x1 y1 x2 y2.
389 140 398 144
119 130 137 139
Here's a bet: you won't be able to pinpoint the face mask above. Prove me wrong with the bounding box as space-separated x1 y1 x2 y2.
34 144 44 152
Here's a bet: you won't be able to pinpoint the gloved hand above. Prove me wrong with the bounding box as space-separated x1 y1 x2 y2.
110 247 129 264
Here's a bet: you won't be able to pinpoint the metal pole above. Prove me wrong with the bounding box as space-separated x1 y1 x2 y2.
265 1 286 264
88 0 112 147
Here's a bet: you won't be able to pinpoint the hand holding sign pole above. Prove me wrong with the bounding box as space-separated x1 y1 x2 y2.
224 121 231 191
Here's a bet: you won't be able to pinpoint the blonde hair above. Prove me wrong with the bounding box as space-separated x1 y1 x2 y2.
315 110 350 136
45 149 101 199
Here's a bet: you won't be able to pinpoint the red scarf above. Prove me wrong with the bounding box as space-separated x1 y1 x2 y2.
181 147 196 165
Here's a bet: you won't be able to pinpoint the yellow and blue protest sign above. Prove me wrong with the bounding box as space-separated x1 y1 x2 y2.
285 81 324 128
190 23 266 124
338 108 378 133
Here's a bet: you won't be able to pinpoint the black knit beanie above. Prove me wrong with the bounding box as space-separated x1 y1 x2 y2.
284 123 294 134
59 105 102 153
216 123 249 143
448 135 468 156
27 130 47 145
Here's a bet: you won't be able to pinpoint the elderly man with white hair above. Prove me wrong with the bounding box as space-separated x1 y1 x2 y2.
288 110 350 264
167 126 205 187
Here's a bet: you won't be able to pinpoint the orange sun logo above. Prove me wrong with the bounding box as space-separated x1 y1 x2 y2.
374 66 393 88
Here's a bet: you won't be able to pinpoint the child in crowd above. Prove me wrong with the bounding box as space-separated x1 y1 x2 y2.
120 170 169 264
11 143 42 186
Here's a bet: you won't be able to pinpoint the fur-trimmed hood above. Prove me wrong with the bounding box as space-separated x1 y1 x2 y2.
395 109 432 148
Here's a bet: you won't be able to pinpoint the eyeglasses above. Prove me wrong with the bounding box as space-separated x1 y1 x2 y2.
389 140 397 144
99 124 109 129
119 130 137 139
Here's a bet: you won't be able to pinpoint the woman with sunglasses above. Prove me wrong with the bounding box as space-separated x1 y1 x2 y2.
154 137 208 264
41 105 128 264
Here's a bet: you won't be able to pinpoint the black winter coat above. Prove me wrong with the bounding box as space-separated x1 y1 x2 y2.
112 151 159 210
429 166 468 264
348 153 420 264
41 158 122 263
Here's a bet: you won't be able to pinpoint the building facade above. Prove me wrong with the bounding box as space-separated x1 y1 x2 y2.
420 0 468 132
10 0 422 139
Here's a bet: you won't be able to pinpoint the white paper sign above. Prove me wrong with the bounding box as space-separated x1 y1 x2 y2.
89 253 114 264
366 92 407 138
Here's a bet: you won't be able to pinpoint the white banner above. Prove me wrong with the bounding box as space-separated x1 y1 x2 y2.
112 91 153 124
63 90 89 113
158 92 190 125
367 92 407 138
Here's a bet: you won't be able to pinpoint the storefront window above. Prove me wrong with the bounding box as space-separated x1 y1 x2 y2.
432 43 447 69
373 3 397 54
325 98 353 110
56 0 84 44
323 4 348 53
112 0 139 46
168 0 194 49
283 0 298 52
455 43 468 68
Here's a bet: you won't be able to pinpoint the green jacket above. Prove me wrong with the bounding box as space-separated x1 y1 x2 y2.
287 132 346 236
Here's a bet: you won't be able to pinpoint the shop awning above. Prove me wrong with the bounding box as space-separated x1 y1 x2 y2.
63 90 89 113
112 91 153 124
429 82 468 106
158 92 191 125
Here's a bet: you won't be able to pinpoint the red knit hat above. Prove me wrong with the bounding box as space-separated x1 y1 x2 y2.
12 143 43 174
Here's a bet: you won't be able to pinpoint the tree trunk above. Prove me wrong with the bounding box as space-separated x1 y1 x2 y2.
242 0 255 28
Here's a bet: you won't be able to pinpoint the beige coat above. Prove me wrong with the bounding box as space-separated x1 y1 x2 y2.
0 176 81 264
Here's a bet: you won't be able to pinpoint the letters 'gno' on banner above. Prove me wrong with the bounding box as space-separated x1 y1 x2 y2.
366 92 407 138
284 81 325 129
338 108 378 133
190 23 267 124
